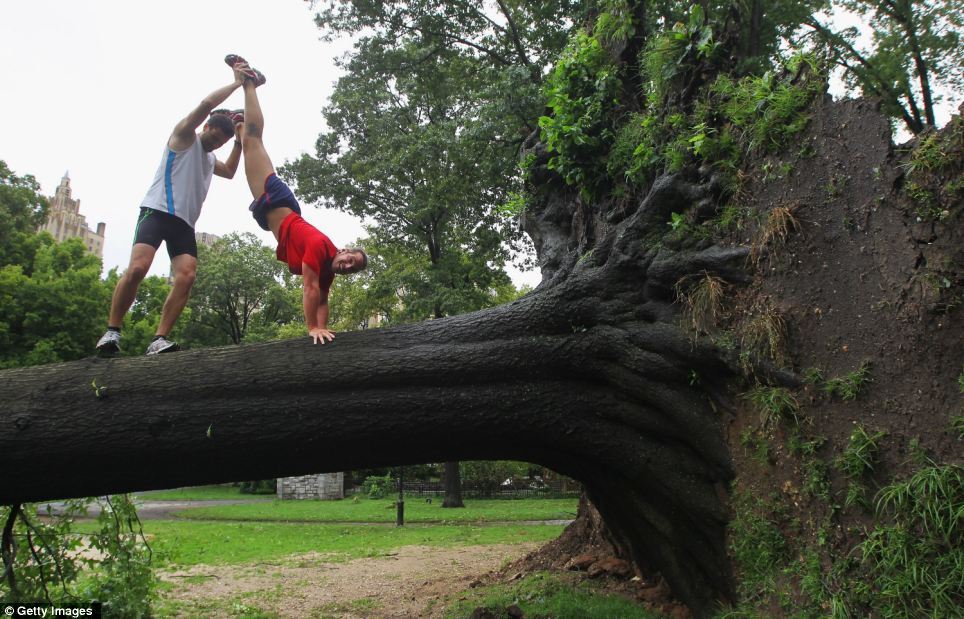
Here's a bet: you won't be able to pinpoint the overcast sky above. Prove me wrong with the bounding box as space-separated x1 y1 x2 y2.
0 0 540 286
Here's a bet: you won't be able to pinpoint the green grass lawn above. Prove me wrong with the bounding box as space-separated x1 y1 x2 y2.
134 485 261 501
169 496 578 523
72 519 564 567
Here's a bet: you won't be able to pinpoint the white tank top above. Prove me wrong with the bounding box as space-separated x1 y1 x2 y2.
140 136 215 228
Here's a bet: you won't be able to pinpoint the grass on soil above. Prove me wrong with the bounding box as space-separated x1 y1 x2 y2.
443 571 661 619
168 496 578 524
70 520 566 567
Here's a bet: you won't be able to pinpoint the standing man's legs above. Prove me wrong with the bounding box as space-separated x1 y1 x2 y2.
108 243 157 327
156 253 197 338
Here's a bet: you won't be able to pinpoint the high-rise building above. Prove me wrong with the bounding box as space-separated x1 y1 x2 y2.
38 172 105 258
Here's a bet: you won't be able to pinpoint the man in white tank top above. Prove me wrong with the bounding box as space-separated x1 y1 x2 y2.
96 66 246 356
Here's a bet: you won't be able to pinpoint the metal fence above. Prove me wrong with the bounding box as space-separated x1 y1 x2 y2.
346 479 581 499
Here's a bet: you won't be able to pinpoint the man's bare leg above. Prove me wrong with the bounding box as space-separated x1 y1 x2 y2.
108 243 157 327
155 253 197 337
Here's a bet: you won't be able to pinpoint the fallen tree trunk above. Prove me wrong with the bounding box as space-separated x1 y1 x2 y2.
1 170 746 614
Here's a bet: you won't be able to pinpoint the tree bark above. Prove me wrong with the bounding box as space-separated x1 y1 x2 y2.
441 461 464 508
0 165 746 615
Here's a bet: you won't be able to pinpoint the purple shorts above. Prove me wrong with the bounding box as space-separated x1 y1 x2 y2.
249 173 301 231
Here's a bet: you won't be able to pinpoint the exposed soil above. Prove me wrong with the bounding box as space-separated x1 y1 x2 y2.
726 96 962 461
717 96 962 547
158 544 542 618
511 97 963 614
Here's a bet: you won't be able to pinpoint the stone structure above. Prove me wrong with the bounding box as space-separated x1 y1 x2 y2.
277 472 344 500
38 172 105 257
195 231 221 247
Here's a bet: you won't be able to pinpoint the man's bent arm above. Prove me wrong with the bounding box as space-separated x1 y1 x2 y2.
215 126 243 178
170 79 245 151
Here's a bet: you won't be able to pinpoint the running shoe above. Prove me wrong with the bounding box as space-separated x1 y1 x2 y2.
224 54 266 86
145 337 180 355
95 330 121 355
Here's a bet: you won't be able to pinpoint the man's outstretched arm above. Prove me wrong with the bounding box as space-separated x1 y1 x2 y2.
303 264 335 345
169 77 245 151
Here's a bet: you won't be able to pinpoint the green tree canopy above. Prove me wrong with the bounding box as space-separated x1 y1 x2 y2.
799 0 962 133
284 39 521 321
182 232 298 346
0 237 109 368
0 160 49 271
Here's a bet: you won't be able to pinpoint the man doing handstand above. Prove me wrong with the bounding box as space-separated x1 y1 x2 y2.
230 55 368 344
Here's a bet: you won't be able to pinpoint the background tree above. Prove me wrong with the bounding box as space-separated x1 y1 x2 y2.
0 160 49 272
460 460 529 497
180 232 296 347
284 37 534 507
0 237 110 368
799 0 963 133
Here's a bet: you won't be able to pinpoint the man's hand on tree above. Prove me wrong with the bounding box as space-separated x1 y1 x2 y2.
309 328 335 345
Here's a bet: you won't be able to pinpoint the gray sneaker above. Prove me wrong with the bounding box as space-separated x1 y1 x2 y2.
95 329 121 354
145 337 180 355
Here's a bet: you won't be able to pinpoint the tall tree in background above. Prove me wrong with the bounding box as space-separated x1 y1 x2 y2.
286 9 563 504
182 233 297 346
800 0 962 134
0 237 109 368
0 160 49 271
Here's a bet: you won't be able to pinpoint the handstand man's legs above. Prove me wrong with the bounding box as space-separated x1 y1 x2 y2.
240 80 275 201
238 74 295 238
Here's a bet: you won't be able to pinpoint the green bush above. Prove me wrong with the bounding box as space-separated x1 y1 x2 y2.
710 54 824 155
363 473 395 499
539 31 623 197
0 496 155 616
238 479 277 495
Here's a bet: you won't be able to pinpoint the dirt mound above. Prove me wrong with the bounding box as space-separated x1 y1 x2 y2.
507 97 962 614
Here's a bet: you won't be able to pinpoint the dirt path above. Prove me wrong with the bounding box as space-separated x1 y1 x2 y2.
159 543 539 618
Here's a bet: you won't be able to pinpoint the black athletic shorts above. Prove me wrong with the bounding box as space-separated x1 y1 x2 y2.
132 207 198 258
249 173 301 231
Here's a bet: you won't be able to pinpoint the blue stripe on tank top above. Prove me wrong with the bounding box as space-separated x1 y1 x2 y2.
163 149 176 215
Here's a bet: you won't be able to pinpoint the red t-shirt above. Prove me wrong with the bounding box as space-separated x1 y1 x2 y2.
276 213 336 293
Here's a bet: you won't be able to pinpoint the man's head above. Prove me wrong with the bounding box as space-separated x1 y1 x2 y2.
332 248 368 275
199 113 235 152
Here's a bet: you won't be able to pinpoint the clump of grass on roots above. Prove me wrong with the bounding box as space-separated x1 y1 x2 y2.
752 203 802 266
740 299 791 368
675 270 726 337
836 424 886 508
742 385 800 427
823 361 873 401
851 464 963 617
